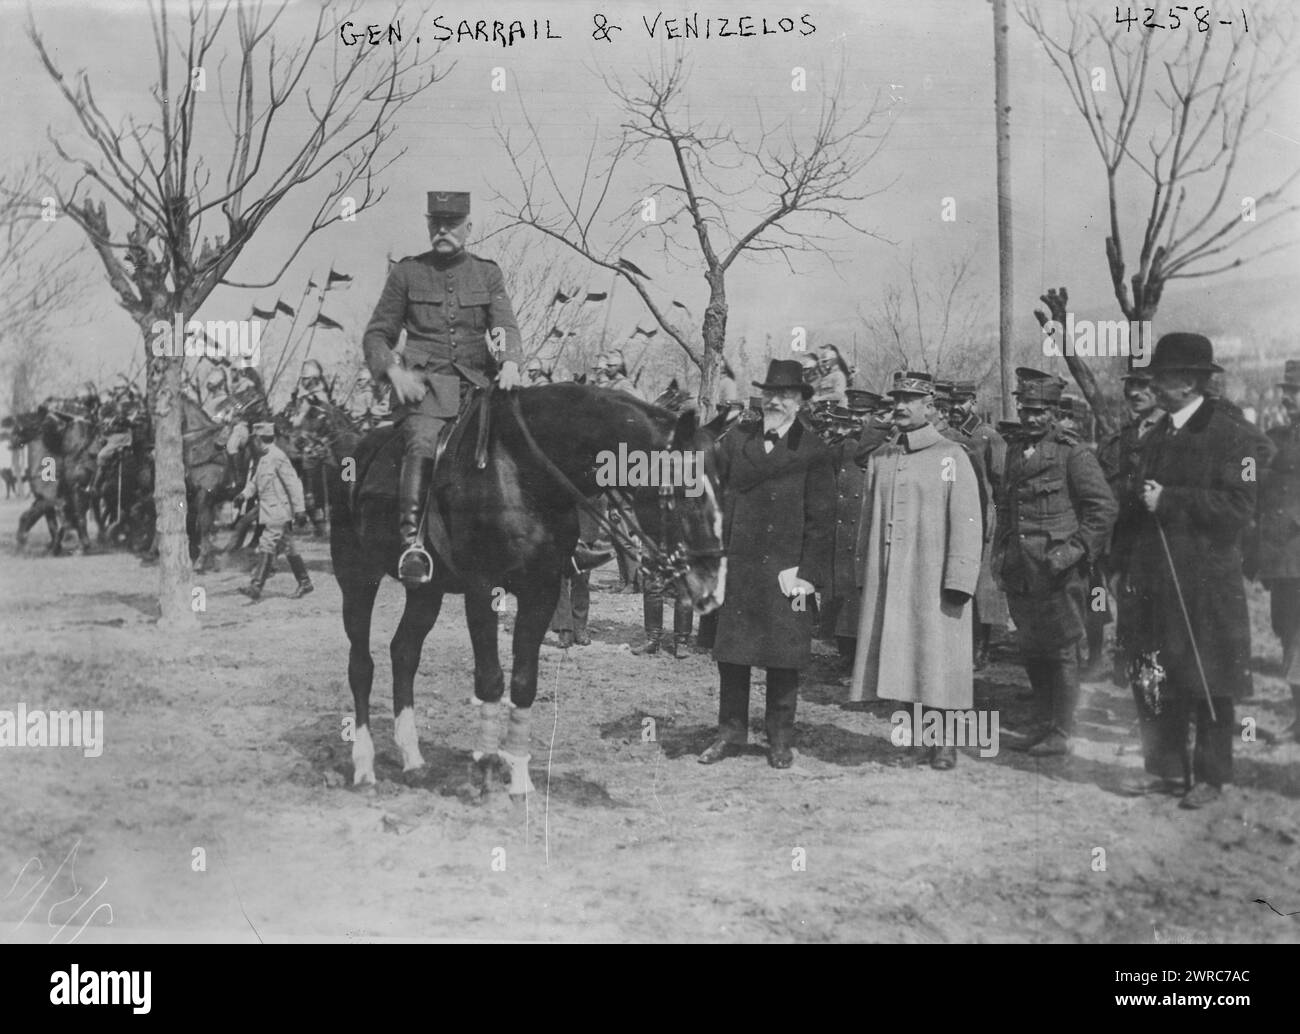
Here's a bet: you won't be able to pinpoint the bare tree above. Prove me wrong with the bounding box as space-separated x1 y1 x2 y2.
856 250 998 391
1020 1 1300 425
0 163 91 416
492 52 893 413
26 0 443 627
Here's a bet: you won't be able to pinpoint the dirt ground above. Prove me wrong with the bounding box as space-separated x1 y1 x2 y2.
1 494 1297 944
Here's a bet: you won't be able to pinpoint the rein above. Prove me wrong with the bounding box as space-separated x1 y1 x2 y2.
506 393 718 581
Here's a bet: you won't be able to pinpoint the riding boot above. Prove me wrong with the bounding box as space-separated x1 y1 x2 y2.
631 592 663 655
397 454 434 586
287 554 314 598
239 553 273 601
672 597 694 659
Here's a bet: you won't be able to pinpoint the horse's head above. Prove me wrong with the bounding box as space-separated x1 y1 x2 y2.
635 406 726 616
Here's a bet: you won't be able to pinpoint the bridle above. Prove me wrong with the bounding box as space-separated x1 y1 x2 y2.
507 392 724 582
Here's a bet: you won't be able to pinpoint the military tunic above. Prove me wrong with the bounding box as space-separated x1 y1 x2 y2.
994 425 1117 653
242 442 307 559
362 249 523 455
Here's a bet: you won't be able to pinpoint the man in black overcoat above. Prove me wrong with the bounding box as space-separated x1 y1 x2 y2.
1117 333 1262 808
700 359 835 769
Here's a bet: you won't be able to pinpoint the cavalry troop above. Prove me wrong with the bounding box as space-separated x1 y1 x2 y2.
8 187 1299 810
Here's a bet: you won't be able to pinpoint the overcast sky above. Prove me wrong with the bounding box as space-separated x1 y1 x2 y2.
3 0 1297 396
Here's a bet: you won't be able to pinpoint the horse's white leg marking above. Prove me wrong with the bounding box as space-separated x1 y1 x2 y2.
394 707 425 772
472 700 503 761
352 724 376 786
499 706 535 796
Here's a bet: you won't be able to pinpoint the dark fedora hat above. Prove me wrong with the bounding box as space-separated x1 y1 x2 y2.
1147 332 1223 374
1278 360 1300 390
753 359 814 399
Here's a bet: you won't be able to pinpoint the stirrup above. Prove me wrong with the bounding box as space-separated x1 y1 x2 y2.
398 542 434 585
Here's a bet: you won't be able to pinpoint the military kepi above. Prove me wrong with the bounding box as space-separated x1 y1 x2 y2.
253 421 276 438
427 191 471 217
887 371 935 397
1278 359 1300 390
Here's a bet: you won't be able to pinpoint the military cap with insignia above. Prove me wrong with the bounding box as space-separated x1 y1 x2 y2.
1014 366 1067 389
887 371 935 397
952 381 978 400
426 191 471 217
932 380 955 403
845 388 886 413
1014 369 1065 408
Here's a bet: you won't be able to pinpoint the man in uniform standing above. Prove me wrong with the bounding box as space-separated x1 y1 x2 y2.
700 359 834 769
995 369 1116 758
362 191 523 586
236 421 312 602
1252 359 1300 740
848 372 984 770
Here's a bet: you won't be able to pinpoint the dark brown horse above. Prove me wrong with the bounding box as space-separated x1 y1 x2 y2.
330 384 726 792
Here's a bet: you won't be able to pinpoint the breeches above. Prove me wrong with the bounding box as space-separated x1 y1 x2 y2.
1006 570 1087 658
257 522 300 559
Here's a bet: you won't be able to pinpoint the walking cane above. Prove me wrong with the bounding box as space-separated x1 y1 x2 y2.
1153 515 1218 723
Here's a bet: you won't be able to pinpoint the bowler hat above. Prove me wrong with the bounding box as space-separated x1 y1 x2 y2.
1278 360 1300 390
753 359 814 399
426 191 471 217
1147 332 1222 374
887 371 935 398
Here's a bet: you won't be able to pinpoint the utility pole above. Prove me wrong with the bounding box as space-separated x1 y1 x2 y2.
993 0 1015 420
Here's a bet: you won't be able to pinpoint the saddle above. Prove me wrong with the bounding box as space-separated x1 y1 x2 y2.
352 388 494 577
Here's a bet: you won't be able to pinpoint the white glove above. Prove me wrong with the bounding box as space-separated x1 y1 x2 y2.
778 566 815 598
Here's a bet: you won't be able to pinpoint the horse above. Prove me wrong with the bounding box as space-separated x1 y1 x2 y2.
7 406 97 554
330 383 727 792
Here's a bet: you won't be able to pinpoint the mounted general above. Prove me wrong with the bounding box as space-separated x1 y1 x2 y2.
361 190 523 586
